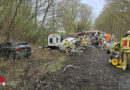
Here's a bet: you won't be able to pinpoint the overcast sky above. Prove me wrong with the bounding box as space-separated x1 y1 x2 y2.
81 0 105 18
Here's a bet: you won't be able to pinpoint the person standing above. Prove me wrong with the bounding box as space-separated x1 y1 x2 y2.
85 36 88 47
64 40 70 54
121 31 130 70
102 37 106 50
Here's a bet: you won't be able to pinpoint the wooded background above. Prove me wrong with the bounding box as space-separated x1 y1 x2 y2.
0 0 93 45
1 0 128 44
94 0 130 40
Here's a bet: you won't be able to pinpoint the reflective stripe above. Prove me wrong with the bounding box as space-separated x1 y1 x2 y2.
123 40 127 47
121 37 130 52
129 40 130 47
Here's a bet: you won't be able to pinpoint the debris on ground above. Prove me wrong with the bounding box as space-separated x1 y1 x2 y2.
63 65 78 73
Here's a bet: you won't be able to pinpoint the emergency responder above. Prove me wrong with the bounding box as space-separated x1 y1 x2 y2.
110 37 113 43
64 40 70 54
82 36 88 48
102 37 106 50
121 31 130 70
84 36 88 47
109 42 120 62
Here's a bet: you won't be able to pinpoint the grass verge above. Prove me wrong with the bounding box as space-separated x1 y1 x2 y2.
48 55 65 72
40 55 66 72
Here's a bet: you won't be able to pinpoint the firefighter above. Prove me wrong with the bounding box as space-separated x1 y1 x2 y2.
102 37 106 50
110 42 120 54
84 36 88 47
109 42 121 62
64 40 70 54
120 31 130 70
110 37 113 42
82 36 87 48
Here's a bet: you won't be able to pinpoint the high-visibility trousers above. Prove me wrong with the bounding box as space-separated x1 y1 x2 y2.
102 43 106 50
65 47 70 54
122 53 130 67
85 41 88 46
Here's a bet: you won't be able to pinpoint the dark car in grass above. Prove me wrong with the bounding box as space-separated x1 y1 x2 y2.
0 41 32 59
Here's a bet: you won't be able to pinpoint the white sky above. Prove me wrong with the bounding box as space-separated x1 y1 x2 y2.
81 0 105 18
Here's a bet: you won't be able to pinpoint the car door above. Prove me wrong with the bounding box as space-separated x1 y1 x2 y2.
3 42 12 56
0 43 3 56
0 43 6 56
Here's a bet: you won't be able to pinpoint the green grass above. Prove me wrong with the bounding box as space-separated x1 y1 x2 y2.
47 55 65 72
59 56 65 62
48 62 62 72
40 55 66 72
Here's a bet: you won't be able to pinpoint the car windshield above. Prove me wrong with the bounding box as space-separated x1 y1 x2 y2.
17 43 28 45
16 43 30 47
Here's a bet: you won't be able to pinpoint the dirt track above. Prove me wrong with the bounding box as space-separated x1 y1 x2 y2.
4 47 130 90
36 48 130 90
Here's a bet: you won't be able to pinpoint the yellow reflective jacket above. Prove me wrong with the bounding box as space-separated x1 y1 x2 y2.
121 35 130 52
64 41 70 47
110 42 120 53
102 38 106 44
82 38 88 43
85 38 88 42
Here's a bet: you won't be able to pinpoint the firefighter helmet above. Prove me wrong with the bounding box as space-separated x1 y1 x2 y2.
126 31 130 35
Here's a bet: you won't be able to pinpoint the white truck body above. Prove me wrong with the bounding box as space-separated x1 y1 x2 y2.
48 34 76 51
48 34 61 48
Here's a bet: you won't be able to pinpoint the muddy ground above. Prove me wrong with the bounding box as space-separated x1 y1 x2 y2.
32 47 130 90
1 47 130 90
